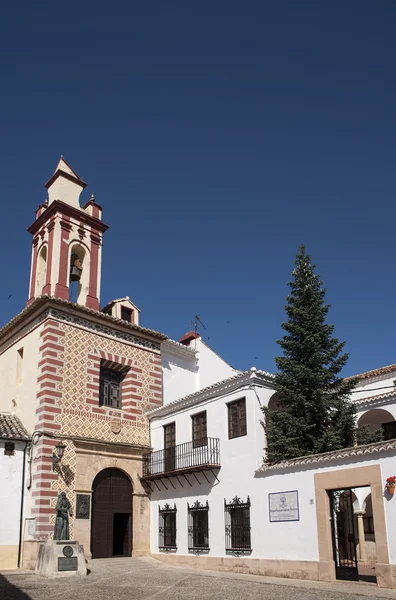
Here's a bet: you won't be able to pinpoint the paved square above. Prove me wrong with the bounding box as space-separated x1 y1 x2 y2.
1 557 396 600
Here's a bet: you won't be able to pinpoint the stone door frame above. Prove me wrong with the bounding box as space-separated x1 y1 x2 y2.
314 464 393 588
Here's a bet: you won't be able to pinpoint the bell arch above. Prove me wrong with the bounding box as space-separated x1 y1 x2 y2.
35 244 47 297
91 467 133 559
68 241 90 305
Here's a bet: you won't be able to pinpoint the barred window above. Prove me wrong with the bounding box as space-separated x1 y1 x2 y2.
228 398 247 439
192 411 207 448
159 504 177 549
188 501 209 551
225 496 251 552
99 367 122 409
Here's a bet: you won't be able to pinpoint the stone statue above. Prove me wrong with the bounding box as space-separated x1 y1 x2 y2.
53 492 73 540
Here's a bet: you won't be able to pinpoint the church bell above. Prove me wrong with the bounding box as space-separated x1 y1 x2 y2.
70 254 82 282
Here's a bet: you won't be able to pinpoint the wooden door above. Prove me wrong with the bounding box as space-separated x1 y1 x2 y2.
91 468 132 559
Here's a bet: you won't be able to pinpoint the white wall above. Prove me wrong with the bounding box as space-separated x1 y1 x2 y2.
353 373 396 402
149 382 396 565
0 440 27 568
196 339 239 390
161 337 239 406
161 341 198 405
0 323 43 434
149 448 396 564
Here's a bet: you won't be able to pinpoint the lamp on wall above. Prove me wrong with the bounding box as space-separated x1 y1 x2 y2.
52 441 66 471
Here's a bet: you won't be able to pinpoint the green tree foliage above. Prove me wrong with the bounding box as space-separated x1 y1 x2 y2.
355 425 384 446
264 245 358 463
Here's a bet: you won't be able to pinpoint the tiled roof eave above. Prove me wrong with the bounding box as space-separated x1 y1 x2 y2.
147 369 275 418
0 295 167 345
0 413 30 440
256 439 396 474
354 390 396 406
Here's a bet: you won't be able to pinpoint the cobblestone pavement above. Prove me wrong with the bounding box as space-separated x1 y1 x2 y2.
1 557 396 600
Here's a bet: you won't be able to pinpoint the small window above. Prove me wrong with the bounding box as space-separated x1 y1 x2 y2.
99 367 122 409
192 411 207 448
225 496 251 552
228 398 247 439
4 442 15 456
159 504 177 549
188 501 209 551
121 307 133 323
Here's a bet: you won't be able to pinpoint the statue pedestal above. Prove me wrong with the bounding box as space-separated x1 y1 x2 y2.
35 540 87 578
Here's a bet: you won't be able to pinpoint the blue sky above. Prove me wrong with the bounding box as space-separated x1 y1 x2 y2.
0 1 395 376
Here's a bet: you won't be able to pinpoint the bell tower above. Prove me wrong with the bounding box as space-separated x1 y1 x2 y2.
27 158 108 311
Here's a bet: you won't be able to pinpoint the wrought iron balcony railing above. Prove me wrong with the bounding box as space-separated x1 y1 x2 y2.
142 437 220 478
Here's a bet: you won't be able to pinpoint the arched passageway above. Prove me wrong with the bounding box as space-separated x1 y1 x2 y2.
357 409 396 440
91 468 133 559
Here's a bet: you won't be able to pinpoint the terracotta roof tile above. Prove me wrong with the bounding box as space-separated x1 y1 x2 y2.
346 364 396 381
0 413 29 440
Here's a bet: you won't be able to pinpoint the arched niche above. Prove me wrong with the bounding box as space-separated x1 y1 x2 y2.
357 408 395 431
68 242 89 305
267 391 285 412
35 244 47 297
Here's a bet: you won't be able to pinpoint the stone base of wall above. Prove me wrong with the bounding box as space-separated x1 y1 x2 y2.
152 554 396 589
0 545 18 570
22 540 41 570
152 553 323 581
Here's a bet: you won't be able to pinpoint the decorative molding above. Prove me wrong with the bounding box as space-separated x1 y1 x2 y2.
147 370 275 418
187 500 209 511
257 439 396 474
224 496 250 508
354 391 396 409
159 503 177 513
48 308 160 351
161 339 197 359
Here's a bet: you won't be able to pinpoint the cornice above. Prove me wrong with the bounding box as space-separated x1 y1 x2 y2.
147 369 275 418
354 391 396 410
28 200 108 235
256 439 396 474
0 296 167 351
161 338 197 360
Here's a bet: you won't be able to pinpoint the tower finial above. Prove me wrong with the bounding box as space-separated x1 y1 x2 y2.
90 193 95 203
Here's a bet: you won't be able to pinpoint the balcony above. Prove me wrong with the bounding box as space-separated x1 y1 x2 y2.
142 437 220 484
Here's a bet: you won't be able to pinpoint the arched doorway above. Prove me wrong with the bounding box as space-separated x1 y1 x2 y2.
91 468 133 559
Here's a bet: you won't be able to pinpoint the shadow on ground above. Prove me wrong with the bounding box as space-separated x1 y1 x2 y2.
0 574 32 600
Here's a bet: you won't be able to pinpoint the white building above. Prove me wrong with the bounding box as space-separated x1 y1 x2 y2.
0 413 29 569
144 341 396 590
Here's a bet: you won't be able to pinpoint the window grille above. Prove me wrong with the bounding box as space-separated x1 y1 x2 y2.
159 503 177 549
188 500 209 551
224 496 251 552
228 398 247 439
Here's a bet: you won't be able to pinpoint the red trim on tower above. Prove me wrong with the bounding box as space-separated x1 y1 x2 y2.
27 237 39 306
54 218 71 300
28 200 108 236
42 221 55 296
86 233 100 310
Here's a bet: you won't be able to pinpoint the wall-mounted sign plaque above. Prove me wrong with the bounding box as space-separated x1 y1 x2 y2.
269 490 299 522
76 494 90 519
58 557 78 571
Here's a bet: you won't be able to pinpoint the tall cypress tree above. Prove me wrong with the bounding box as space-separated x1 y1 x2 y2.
264 245 358 463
